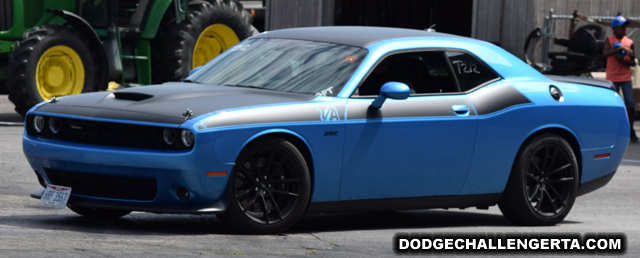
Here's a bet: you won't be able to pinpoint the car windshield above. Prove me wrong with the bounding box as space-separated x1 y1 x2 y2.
187 38 367 97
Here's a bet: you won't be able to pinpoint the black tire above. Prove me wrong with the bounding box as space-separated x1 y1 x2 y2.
67 204 131 219
217 138 311 234
498 134 579 226
151 0 256 84
6 25 104 116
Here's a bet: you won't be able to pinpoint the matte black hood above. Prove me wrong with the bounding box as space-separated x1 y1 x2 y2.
34 83 316 124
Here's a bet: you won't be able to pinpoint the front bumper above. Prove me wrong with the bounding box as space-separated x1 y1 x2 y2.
23 134 234 214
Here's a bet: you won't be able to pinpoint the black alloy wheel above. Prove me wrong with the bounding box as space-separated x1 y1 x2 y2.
217 138 311 234
499 134 579 226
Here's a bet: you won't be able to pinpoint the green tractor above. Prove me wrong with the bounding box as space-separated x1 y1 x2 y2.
0 0 257 116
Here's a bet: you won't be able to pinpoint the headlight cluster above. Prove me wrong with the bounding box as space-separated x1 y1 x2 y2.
162 128 194 148
32 115 45 133
31 115 62 135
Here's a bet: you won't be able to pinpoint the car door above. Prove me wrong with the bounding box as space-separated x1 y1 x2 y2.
339 50 489 201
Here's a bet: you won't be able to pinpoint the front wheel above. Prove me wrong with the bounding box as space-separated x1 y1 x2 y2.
499 134 579 226
217 138 311 234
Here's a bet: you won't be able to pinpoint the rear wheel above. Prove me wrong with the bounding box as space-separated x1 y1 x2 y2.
217 138 311 234
151 0 257 83
7 25 103 116
499 134 579 225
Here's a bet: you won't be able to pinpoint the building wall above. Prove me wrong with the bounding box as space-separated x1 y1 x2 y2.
266 0 640 61
538 0 640 53
473 0 640 60
265 0 329 30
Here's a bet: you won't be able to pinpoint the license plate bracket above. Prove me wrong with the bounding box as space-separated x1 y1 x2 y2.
40 185 72 208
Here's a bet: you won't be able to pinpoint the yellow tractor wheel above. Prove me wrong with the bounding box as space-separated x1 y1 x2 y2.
151 0 257 84
193 24 240 69
7 25 103 116
35 45 85 100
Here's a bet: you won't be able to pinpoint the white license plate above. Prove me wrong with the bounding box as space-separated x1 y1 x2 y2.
40 185 72 208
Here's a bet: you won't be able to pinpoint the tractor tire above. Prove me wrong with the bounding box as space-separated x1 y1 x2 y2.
1 54 7 94
6 25 104 116
151 0 257 84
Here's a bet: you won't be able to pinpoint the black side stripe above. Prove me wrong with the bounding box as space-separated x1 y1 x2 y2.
198 85 530 129
468 85 532 115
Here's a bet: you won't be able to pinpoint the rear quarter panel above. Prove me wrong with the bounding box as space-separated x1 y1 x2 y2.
458 80 627 195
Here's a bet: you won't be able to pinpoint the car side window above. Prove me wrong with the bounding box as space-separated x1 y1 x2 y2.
355 51 458 96
446 51 500 92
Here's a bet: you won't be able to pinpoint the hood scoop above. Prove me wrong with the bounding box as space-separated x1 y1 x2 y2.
113 92 154 101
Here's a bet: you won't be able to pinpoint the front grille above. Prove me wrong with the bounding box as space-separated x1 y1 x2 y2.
26 115 192 150
0 0 12 31
46 169 157 201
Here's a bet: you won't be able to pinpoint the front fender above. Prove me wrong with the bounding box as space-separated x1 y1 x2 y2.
238 128 312 163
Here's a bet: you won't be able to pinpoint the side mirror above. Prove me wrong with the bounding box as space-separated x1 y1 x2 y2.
370 82 410 109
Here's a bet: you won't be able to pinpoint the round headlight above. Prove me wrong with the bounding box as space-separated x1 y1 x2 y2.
33 116 45 133
162 128 177 145
181 129 194 147
48 117 61 134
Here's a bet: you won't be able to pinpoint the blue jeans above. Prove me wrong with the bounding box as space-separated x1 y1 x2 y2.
614 81 635 109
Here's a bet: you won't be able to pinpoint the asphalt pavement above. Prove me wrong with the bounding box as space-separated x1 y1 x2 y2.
0 95 22 125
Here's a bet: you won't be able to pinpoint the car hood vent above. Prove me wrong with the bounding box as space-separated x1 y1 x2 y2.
113 92 154 101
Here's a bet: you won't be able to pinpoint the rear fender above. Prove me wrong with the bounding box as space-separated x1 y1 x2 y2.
546 75 615 91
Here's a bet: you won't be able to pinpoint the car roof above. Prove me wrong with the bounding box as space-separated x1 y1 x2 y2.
253 26 462 47
252 26 549 86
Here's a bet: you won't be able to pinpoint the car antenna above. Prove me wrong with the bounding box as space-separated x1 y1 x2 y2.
426 24 437 32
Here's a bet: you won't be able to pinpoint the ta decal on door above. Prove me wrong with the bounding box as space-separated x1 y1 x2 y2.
317 106 341 121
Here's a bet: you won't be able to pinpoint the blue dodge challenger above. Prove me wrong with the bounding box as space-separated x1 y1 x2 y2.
24 26 628 233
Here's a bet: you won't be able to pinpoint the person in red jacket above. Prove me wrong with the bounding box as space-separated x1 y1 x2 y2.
604 15 637 142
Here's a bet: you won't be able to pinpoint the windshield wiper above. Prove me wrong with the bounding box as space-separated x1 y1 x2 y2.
180 79 199 83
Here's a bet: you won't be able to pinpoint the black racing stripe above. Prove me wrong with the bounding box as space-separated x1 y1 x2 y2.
468 85 532 115
35 84 317 125
347 97 474 120
201 104 346 129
